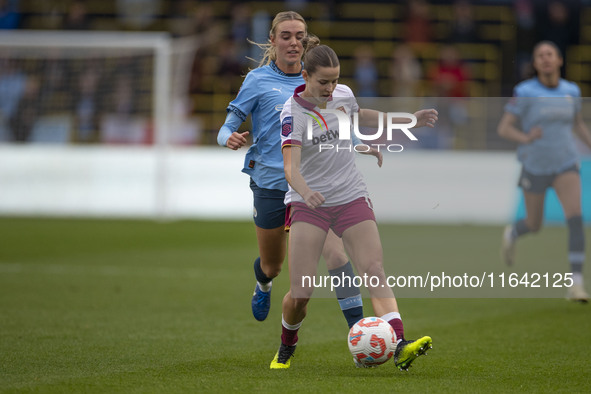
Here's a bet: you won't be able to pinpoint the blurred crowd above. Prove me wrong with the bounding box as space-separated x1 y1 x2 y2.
0 0 586 149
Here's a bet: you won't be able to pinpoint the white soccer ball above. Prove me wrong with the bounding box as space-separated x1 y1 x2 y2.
348 317 397 366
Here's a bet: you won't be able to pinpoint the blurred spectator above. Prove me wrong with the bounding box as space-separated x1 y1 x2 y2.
62 0 91 30
101 73 147 144
36 52 71 117
217 37 246 92
230 3 252 67
73 65 103 143
353 45 378 97
0 0 19 30
168 0 197 37
10 75 40 142
34 2 62 29
514 0 537 81
172 2 218 38
428 45 469 98
402 0 432 44
98 57 151 144
0 59 26 140
425 45 470 149
183 4 223 94
112 70 135 116
284 0 308 14
389 44 422 97
116 0 161 30
41 54 67 95
448 0 478 44
250 10 270 67
535 0 579 66
189 49 207 94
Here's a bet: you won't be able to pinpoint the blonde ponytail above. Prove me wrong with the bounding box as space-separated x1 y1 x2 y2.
301 34 320 58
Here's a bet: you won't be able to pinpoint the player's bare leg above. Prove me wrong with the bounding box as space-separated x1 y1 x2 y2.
256 225 287 278
522 191 545 232
554 172 588 302
322 229 349 271
252 225 286 321
342 220 432 371
341 220 397 313
285 221 326 311
271 222 326 369
502 191 545 266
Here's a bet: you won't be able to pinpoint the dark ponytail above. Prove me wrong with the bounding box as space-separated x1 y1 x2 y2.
302 36 339 75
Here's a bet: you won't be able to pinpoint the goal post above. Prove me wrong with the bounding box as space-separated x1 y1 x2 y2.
0 30 200 219
0 30 180 145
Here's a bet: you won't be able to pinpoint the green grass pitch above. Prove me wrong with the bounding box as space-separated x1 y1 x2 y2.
1 217 590 393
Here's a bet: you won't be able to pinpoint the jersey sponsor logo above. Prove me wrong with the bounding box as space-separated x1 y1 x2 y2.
310 129 340 145
281 116 293 136
275 104 284 111
272 87 283 93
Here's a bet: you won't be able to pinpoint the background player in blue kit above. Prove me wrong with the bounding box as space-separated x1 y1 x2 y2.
217 11 365 327
498 41 591 302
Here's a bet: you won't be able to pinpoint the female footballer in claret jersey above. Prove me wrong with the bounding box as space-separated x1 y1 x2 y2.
498 41 591 302
270 40 436 370
217 11 367 328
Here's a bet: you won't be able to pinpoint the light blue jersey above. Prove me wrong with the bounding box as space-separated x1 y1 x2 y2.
505 77 581 175
225 62 304 191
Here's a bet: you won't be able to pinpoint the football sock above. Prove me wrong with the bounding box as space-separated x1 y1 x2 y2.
329 261 364 328
567 215 585 276
381 311 404 342
511 219 531 240
281 315 302 346
254 257 272 291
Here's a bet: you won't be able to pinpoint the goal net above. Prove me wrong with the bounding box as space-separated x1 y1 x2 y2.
0 30 200 146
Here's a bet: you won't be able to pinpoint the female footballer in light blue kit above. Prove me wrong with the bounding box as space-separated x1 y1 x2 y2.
269 41 434 370
498 41 591 302
217 11 365 327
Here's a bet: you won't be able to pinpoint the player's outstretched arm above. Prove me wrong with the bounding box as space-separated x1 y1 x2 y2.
413 109 438 128
283 146 325 209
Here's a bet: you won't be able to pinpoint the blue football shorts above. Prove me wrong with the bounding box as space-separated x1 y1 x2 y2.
518 163 579 194
249 178 287 229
